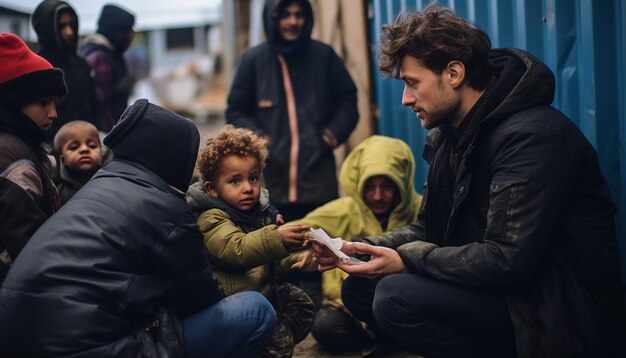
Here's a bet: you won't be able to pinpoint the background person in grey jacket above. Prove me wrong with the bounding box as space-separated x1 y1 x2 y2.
314 4 624 358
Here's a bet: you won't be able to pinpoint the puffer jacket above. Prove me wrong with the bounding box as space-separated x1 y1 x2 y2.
32 0 104 138
289 135 422 308
362 49 624 357
226 0 358 205
187 183 307 300
0 100 224 356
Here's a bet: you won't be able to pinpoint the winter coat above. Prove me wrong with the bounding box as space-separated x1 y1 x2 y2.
0 99 224 356
187 183 307 300
0 107 59 282
289 135 422 308
32 0 104 138
80 34 132 132
226 0 358 205
361 49 624 357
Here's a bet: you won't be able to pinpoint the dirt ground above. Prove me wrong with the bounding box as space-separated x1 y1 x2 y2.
294 333 421 358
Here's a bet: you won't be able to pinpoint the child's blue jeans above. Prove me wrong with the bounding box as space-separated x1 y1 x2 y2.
183 291 276 357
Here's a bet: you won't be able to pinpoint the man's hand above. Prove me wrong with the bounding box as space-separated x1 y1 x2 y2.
278 224 310 251
313 240 407 278
311 241 341 271
322 129 338 148
337 242 408 278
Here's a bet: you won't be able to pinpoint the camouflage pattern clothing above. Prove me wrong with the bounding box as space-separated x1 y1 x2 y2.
259 283 315 358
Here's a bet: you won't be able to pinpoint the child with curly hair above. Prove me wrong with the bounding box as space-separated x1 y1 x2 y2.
186 124 316 357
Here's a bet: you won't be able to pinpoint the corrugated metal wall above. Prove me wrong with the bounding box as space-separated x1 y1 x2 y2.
369 0 626 280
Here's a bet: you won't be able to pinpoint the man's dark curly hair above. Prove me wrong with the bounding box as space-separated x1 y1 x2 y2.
197 125 268 183
379 3 492 91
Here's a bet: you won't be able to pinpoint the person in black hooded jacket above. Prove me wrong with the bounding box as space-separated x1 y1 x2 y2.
314 5 625 358
32 0 104 140
80 3 135 132
0 99 276 357
226 0 358 221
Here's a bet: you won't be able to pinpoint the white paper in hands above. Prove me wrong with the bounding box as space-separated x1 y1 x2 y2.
307 228 366 265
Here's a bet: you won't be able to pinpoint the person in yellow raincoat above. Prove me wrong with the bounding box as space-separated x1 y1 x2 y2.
289 135 422 353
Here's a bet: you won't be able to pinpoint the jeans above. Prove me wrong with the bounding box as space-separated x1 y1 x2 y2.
183 291 276 358
342 274 517 358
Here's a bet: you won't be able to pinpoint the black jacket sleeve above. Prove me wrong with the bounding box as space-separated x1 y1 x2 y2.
324 49 358 145
225 51 265 136
395 123 568 288
153 222 225 317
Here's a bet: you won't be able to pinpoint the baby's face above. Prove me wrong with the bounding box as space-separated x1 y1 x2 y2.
206 154 261 212
61 125 102 173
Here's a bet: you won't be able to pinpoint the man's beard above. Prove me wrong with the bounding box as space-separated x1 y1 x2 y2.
423 80 461 130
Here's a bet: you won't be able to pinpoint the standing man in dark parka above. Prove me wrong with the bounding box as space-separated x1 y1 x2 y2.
226 0 359 222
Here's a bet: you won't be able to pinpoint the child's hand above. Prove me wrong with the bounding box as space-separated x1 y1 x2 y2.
275 214 285 225
278 224 310 251
291 250 316 271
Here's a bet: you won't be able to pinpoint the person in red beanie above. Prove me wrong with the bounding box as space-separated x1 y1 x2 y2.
0 33 67 282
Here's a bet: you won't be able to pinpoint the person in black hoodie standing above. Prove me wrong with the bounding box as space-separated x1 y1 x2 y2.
32 0 104 140
314 4 624 358
80 3 135 132
227 0 359 306
0 99 276 357
226 0 358 222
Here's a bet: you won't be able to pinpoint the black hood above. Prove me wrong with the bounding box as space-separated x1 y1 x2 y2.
103 99 199 192
96 4 135 53
32 0 79 57
263 0 313 47
486 48 555 119
455 48 556 148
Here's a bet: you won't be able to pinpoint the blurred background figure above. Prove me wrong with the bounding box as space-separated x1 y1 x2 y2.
80 3 135 132
226 0 358 221
32 0 104 141
226 0 359 307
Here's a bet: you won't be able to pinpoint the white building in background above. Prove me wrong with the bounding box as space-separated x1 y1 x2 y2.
0 0 225 116
0 5 32 40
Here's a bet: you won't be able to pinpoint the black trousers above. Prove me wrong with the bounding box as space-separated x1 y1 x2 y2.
311 305 371 352
342 274 517 358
